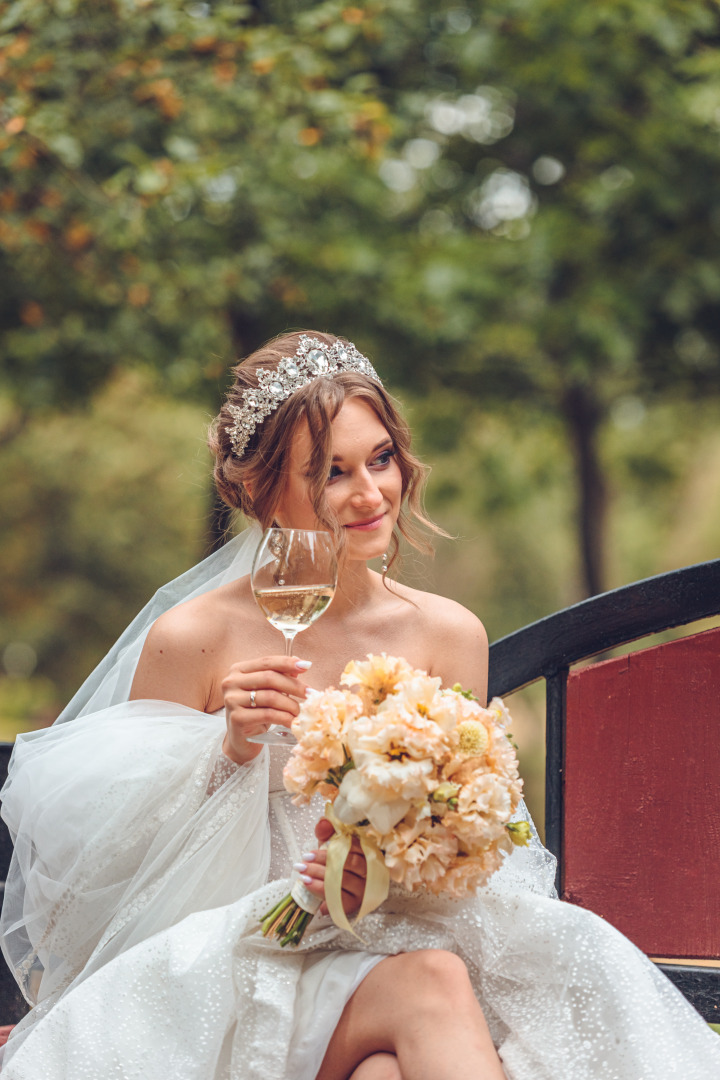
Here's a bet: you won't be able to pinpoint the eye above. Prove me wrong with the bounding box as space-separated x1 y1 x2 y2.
372 447 396 468
327 464 343 481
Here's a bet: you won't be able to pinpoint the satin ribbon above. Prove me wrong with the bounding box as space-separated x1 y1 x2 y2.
322 801 390 940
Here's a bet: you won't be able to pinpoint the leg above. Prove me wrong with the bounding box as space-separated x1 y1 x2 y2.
349 1053 402 1080
317 950 505 1080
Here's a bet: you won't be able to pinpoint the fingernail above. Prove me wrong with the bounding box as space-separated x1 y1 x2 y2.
295 660 312 670
300 874 313 884
293 862 307 873
301 852 315 862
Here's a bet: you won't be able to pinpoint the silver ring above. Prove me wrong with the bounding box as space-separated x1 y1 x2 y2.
249 690 257 708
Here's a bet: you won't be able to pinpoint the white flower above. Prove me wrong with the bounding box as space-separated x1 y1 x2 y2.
334 769 416 833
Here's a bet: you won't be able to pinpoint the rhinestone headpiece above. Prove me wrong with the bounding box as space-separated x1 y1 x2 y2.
225 335 383 458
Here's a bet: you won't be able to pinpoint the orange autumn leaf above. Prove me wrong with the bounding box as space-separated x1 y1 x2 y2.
25 220 51 242
5 117 26 135
213 61 237 86
6 35 30 59
20 302 44 327
298 127 321 147
64 222 93 250
192 35 217 53
251 56 276 76
135 79 183 120
127 282 151 307
141 58 163 76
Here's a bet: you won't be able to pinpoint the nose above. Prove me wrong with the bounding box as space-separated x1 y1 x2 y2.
350 468 384 510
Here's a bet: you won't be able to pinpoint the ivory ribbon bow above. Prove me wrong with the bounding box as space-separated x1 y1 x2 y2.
322 801 390 938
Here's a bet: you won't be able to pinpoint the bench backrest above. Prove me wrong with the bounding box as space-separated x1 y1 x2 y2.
488 558 720 1022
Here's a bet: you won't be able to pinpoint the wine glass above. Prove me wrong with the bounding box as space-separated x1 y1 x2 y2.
248 528 337 744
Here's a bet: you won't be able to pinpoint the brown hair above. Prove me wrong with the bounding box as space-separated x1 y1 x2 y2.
209 330 446 573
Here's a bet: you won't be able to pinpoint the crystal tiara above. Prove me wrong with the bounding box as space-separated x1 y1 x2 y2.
225 335 383 458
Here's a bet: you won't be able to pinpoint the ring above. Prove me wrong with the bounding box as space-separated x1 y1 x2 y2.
249 690 257 708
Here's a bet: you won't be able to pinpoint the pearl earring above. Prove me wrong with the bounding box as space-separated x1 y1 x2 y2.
382 552 388 574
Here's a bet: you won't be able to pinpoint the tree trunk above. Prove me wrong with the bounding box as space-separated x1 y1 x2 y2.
561 383 608 598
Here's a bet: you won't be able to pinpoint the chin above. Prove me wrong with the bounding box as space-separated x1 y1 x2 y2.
346 533 392 564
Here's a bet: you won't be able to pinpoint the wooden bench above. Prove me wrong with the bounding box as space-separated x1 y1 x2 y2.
488 558 720 1024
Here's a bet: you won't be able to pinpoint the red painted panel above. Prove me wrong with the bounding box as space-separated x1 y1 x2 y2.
563 625 720 959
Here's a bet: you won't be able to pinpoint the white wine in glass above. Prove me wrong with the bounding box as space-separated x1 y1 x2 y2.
248 528 337 745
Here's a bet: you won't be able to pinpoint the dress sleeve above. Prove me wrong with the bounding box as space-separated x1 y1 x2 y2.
0 701 270 1010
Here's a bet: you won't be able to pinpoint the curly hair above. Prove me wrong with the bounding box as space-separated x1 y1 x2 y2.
209 330 446 573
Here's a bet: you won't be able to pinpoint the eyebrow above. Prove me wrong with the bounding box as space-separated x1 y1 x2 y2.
331 437 393 463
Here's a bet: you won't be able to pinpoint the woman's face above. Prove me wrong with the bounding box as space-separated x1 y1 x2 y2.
274 397 403 562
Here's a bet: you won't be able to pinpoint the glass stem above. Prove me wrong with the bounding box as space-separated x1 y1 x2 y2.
283 632 297 656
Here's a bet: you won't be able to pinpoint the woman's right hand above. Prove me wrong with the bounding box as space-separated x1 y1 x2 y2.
221 656 311 764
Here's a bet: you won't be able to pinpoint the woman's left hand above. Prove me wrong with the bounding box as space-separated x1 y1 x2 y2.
294 818 367 917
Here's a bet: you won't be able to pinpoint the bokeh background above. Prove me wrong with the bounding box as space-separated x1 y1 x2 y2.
2 0 720 832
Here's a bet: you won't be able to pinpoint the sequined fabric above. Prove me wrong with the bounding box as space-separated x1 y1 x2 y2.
1 702 719 1079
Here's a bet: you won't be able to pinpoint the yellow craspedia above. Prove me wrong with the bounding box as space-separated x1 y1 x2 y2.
456 720 489 757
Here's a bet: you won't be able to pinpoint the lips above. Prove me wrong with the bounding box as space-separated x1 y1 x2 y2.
344 513 386 531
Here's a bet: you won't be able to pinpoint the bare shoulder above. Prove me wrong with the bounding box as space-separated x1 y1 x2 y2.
392 581 487 639
130 581 245 708
388 582 489 701
145 587 231 651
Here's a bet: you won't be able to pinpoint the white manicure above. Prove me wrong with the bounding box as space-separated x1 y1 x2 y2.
295 660 312 670
293 862 307 873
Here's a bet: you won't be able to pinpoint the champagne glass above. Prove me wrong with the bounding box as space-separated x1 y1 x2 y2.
248 528 337 744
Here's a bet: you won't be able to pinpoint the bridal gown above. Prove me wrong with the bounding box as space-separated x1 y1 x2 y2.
1 700 719 1080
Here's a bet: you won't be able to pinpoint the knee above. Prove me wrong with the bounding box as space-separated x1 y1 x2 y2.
350 1053 402 1080
395 949 476 1012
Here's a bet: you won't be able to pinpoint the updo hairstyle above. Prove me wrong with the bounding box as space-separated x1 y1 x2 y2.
209 330 444 572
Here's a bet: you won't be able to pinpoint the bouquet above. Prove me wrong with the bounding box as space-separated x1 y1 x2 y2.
260 654 530 946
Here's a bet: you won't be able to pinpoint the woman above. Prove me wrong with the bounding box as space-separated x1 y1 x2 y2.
0 332 718 1080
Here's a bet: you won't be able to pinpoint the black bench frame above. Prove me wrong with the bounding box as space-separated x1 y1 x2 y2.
488 558 720 1023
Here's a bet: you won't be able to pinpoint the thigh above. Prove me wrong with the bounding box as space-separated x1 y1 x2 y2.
316 950 476 1080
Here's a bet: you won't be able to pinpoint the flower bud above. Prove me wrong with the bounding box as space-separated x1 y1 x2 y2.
507 821 531 846
431 781 461 803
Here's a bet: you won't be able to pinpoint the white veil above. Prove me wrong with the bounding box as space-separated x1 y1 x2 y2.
0 523 271 1033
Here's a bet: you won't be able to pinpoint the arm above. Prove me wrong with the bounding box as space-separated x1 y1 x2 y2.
130 604 216 712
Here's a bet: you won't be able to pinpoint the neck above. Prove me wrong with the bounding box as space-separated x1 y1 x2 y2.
329 557 379 614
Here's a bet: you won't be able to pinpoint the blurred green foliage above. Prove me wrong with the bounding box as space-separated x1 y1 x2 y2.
0 372 210 726
3 0 720 596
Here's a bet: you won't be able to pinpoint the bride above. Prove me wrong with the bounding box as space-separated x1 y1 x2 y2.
1 331 718 1080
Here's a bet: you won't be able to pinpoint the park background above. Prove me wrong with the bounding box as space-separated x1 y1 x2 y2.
1 0 720 834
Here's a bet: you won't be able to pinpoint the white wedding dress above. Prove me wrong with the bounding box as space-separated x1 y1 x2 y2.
0 530 718 1079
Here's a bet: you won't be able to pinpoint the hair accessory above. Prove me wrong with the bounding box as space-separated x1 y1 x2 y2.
226 335 383 458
